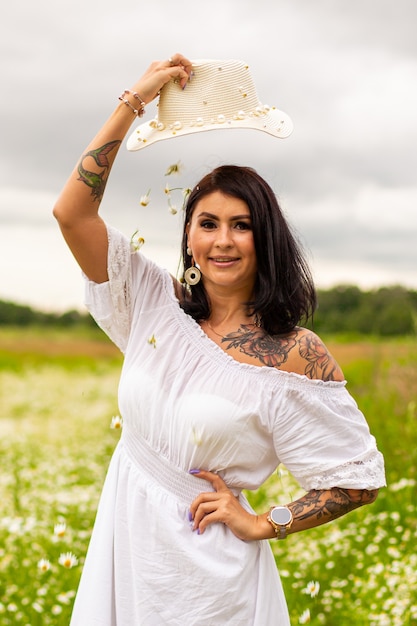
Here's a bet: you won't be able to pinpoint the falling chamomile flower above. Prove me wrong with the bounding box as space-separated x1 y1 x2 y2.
110 415 123 430
177 186 192 212
165 185 192 214
165 160 183 176
139 189 151 206
190 426 203 447
168 201 178 215
58 552 78 569
182 187 192 204
130 229 145 253
148 334 157 349
163 162 191 213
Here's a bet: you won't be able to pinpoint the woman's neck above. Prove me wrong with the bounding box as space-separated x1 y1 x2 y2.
204 283 254 325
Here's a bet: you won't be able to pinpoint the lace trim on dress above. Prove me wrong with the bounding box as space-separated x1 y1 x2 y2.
100 226 132 352
84 225 133 353
106 225 132 337
298 449 386 491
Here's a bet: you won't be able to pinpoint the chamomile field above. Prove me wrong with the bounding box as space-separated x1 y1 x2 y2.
0 328 416 625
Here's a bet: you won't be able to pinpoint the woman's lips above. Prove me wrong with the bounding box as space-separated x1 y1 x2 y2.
209 257 239 267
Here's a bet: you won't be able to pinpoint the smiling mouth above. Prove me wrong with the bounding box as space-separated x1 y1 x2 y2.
210 257 239 262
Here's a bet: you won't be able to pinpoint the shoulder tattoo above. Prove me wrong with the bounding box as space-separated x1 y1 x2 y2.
297 332 341 381
221 325 297 368
219 326 341 380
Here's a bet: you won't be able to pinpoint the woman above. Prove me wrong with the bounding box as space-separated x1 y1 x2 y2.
54 54 385 625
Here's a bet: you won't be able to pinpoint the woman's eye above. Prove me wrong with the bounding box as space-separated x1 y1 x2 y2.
201 221 216 229
235 221 251 230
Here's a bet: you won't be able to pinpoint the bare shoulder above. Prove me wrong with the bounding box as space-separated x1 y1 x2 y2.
211 323 345 381
290 328 345 382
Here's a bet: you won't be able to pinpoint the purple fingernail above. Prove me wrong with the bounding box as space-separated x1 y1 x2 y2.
188 510 193 522
197 528 201 535
189 469 200 475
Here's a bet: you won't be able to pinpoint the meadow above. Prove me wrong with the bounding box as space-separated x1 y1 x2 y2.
0 327 416 625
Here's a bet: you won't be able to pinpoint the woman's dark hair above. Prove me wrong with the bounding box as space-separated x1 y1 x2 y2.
180 165 316 335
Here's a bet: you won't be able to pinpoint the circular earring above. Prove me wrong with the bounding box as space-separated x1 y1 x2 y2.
186 247 192 256
184 266 201 286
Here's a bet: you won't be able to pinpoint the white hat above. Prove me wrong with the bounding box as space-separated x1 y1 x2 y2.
126 59 293 151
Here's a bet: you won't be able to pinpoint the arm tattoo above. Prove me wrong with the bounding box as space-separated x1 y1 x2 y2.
290 488 378 525
77 140 121 201
219 326 340 380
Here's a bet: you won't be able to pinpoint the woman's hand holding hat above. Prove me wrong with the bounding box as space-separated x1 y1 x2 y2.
130 53 193 104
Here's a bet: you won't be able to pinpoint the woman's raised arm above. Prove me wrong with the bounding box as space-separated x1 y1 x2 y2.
53 54 192 283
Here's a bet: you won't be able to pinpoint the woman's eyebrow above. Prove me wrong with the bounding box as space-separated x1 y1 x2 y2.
196 211 251 220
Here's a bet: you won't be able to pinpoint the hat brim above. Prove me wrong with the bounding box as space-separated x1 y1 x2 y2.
126 107 293 152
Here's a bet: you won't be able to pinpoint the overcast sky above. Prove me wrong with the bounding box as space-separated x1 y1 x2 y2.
1 0 416 311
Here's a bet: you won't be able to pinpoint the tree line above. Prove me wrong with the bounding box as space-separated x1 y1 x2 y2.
0 284 416 336
0 300 97 330
306 285 416 336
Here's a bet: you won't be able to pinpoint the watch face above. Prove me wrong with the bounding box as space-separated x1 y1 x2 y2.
271 507 292 525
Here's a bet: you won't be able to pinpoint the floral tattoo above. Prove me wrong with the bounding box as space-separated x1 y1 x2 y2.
222 325 297 368
298 333 339 381
219 326 340 380
77 140 121 201
290 487 378 523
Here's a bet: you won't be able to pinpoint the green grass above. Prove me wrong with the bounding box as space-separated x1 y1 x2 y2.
0 329 416 624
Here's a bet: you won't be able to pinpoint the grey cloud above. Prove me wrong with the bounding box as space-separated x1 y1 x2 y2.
1 0 416 308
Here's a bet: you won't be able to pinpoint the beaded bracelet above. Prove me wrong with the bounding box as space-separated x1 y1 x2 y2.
118 89 146 117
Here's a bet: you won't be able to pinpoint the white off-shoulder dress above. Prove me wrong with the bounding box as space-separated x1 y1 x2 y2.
70 226 385 626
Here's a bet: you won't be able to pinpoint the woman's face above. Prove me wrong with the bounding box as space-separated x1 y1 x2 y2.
186 191 257 296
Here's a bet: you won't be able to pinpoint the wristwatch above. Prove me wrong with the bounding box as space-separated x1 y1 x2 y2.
267 506 293 539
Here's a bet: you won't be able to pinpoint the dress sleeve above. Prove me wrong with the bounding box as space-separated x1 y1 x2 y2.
83 225 141 352
272 380 386 491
